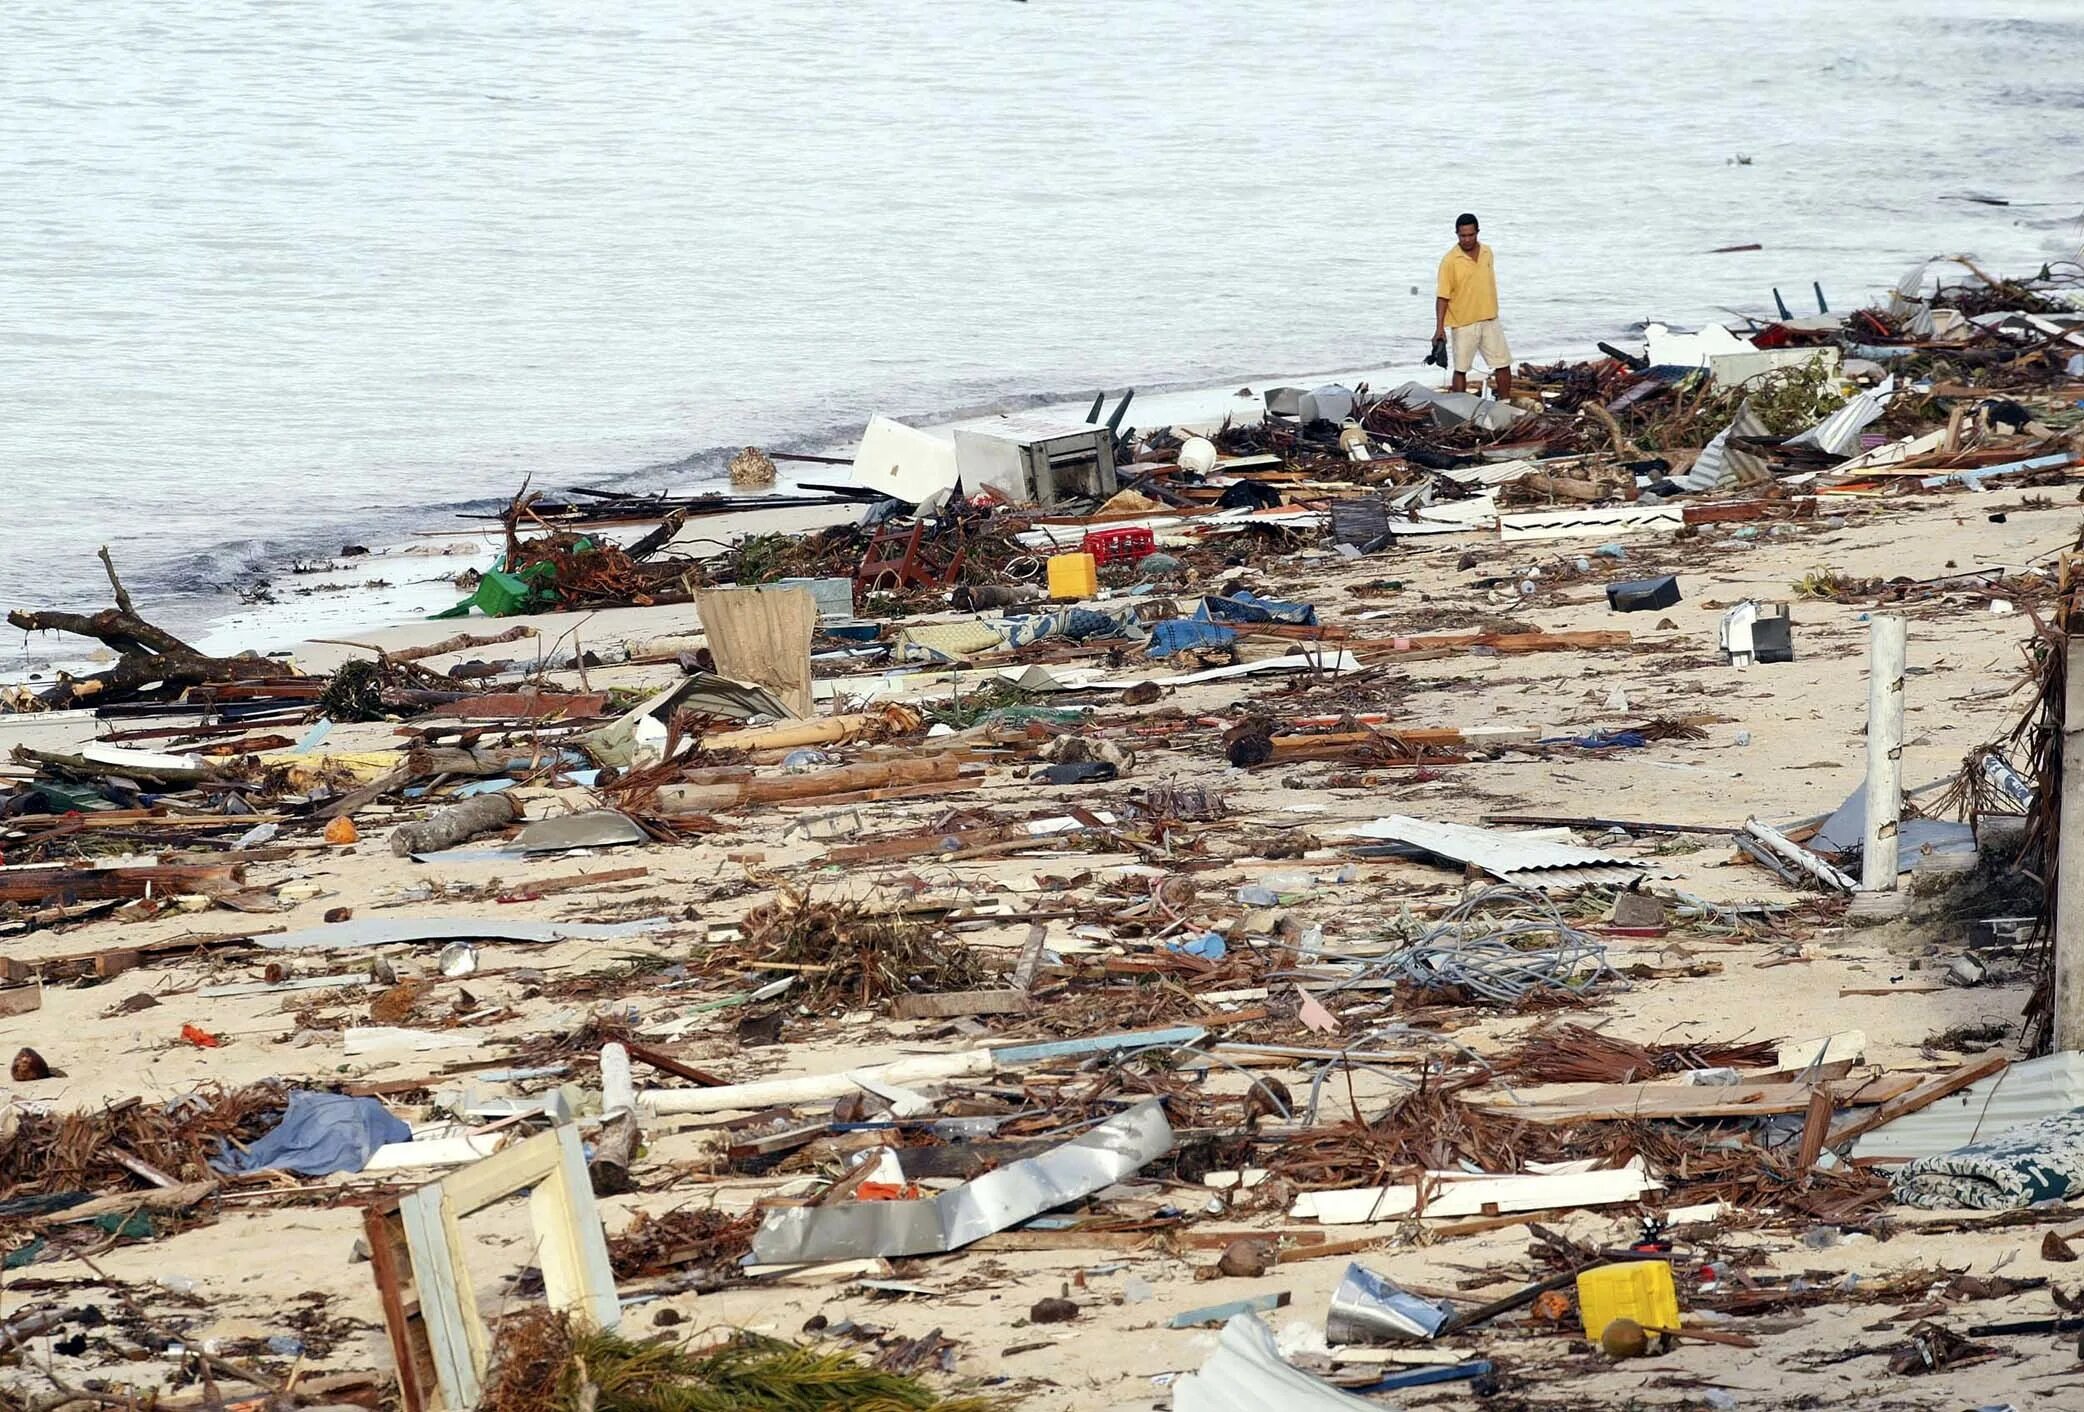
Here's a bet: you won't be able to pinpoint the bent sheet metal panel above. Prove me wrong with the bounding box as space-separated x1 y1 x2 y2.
1853 1053 2084 1160
749 1099 1173 1263
1497 503 1684 542
1338 815 1645 887
1172 1313 1382 1412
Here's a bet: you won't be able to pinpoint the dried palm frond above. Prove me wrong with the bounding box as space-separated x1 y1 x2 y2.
730 890 986 1009
480 1310 999 1412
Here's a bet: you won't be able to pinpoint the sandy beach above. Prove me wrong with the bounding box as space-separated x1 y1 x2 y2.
6 246 2084 1412
2 482 2079 1405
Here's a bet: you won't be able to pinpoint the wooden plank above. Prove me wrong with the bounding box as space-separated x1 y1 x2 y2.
1797 1086 1836 1169
889 989 1033 1019
1297 1168 1658 1224
0 980 41 1017
2059 634 2084 1050
362 1204 434 1412
824 825 1011 864
623 1041 728 1087
553 1125 621 1331
1468 1074 1919 1124
37 1180 216 1227
1372 629 1632 655
1012 922 1047 992
94 949 142 980
399 1185 477 1411
1270 1233 1396 1265
436 1192 490 1408
1823 1055 2009 1150
496 865 648 900
0 861 243 906
419 691 609 720
440 1127 563 1217
0 929 262 984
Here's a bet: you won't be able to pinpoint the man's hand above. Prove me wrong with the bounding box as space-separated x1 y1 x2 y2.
1425 334 1449 369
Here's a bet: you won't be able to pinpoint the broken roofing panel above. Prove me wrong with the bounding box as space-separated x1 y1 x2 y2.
1337 816 1645 888
1853 1053 2084 1161
748 1099 1172 1263
1785 378 1894 457
1677 398 1771 491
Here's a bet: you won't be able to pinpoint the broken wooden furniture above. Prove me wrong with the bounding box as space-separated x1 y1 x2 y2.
363 1125 619 1411
856 520 968 596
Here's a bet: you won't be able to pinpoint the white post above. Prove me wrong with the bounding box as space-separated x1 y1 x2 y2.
599 1042 635 1118
1860 617 1907 891
2056 637 2084 1051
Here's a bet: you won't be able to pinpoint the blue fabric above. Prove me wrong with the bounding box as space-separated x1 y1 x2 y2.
999 607 1138 649
213 1090 412 1176
1148 619 1238 658
1539 731 1648 750
1200 590 1317 627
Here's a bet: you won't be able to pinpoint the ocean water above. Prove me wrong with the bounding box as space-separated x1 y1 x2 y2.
2 0 2080 664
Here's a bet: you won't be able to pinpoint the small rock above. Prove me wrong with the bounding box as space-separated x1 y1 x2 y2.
654 1308 684 1327
11 1047 54 1081
1028 1297 1079 1324
2045 1230 2077 1263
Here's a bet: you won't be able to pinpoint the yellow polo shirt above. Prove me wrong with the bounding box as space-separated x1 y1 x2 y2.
1436 244 1499 327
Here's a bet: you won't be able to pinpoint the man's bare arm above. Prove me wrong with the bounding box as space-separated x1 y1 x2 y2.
1434 296 1451 337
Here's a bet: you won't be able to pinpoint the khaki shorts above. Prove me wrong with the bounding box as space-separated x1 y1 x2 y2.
1450 318 1511 374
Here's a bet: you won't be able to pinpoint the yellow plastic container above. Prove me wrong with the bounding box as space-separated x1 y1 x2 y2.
1047 552 1098 599
1576 1261 1679 1341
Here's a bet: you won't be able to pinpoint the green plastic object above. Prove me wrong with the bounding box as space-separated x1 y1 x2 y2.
430 559 562 620
29 780 117 813
472 569 538 617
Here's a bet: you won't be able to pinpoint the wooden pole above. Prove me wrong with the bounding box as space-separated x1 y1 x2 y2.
2057 635 2084 1050
1860 616 1907 891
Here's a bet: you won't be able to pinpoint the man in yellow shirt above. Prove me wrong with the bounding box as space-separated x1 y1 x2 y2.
1433 213 1511 399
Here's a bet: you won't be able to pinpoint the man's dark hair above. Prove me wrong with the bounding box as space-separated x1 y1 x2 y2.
1455 213 1479 231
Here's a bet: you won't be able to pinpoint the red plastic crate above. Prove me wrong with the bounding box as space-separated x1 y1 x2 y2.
1082 527 1157 565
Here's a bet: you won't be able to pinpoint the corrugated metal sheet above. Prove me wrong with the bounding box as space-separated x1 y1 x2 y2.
1836 427 1946 471
1338 816 1646 888
1853 1053 2084 1160
1442 458 1541 487
1785 384 1890 457
1498 504 1683 543
1678 399 1770 491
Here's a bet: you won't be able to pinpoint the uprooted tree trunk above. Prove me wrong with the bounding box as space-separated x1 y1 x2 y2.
6 547 290 709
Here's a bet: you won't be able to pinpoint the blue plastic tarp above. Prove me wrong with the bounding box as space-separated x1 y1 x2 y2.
1148 619 1238 658
212 1091 413 1177
1200 590 1317 627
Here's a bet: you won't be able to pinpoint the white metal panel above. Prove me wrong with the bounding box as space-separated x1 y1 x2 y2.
1338 815 1644 885
1498 504 1683 542
850 415 959 504
1853 1053 2084 1160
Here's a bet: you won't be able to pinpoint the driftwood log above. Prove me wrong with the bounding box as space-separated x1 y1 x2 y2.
387 792 524 857
6 547 289 709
